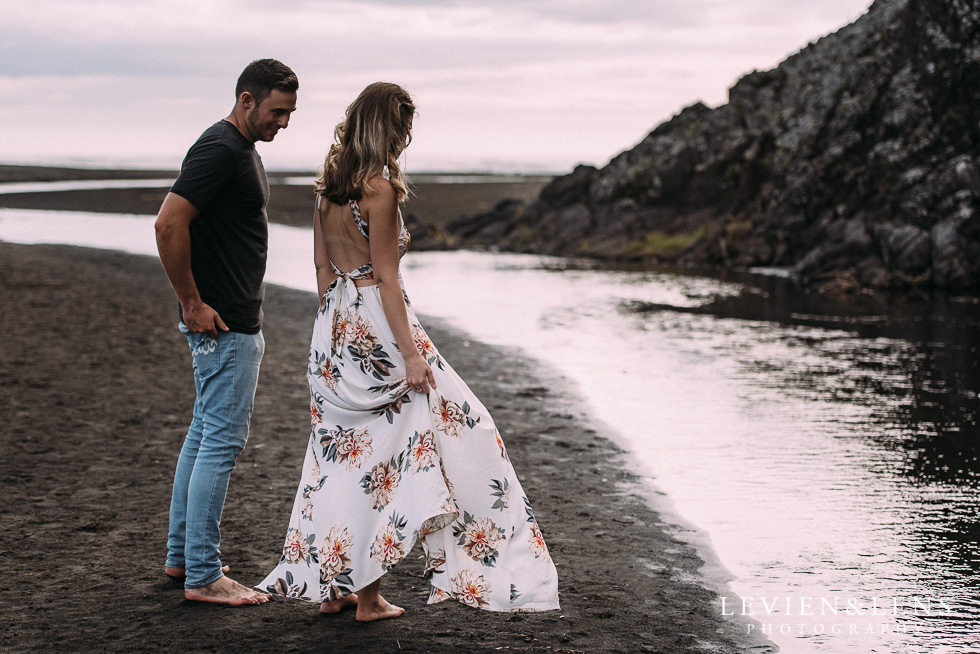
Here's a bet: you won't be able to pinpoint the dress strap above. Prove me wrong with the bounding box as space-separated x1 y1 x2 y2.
349 200 370 240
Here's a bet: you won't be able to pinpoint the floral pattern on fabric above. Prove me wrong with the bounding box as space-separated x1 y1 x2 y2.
429 586 450 604
257 205 559 611
450 570 492 608
270 570 309 600
453 512 506 567
528 521 550 561
282 527 316 566
370 511 408 571
310 350 340 393
489 478 510 511
360 455 403 511
408 429 438 473
320 526 353 583
372 386 413 423
432 395 479 438
494 428 509 462
301 474 326 522
423 544 446 580
319 425 373 470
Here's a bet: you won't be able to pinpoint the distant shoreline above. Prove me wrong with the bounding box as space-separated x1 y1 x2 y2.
0 163 557 183
0 163 552 228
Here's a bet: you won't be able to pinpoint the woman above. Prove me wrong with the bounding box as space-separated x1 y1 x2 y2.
257 82 559 621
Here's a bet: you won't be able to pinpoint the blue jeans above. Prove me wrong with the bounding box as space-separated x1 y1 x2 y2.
166 323 265 588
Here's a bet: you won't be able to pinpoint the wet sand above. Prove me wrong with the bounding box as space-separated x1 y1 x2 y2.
0 166 773 653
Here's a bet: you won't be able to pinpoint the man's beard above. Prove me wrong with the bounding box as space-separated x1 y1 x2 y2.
247 108 268 141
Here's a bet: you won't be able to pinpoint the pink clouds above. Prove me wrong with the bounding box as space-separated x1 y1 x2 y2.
1 0 872 172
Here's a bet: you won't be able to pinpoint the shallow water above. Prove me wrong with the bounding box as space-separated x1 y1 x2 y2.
2 206 978 653
0 179 177 194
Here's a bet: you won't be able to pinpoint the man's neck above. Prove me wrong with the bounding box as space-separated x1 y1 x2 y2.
225 109 255 143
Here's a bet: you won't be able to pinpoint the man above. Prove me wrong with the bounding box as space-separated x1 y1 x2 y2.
155 59 298 606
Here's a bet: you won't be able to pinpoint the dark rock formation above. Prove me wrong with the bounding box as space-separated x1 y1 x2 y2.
402 212 458 250
446 0 980 291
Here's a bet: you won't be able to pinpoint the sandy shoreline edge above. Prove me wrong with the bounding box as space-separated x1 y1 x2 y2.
1 236 773 650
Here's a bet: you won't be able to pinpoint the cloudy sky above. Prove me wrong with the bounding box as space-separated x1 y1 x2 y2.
2 0 872 173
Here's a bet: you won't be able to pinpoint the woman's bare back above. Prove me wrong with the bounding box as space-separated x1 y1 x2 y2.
317 197 374 283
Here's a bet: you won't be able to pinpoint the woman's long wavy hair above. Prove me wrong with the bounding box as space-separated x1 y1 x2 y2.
316 82 415 204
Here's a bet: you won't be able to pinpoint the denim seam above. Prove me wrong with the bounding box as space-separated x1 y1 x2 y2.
187 473 224 589
230 332 240 420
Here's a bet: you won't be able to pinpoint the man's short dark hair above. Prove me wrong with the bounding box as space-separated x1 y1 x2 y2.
235 59 299 106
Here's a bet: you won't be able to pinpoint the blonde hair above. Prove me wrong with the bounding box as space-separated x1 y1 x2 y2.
316 82 414 204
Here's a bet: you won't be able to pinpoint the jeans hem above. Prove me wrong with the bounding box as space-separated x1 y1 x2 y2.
185 568 225 590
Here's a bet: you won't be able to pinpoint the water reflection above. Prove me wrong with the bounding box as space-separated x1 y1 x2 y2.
626 274 980 488
622 272 980 650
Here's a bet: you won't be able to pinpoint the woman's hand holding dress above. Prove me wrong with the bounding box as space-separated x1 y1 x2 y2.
405 351 436 394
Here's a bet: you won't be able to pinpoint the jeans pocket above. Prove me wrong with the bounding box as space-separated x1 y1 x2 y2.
181 324 221 379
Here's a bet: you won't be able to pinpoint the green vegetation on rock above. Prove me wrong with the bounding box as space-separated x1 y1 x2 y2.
628 227 709 259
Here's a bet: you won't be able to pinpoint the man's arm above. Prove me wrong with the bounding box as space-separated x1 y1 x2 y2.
154 192 228 338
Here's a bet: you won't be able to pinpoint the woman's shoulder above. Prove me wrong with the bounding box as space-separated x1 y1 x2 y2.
360 176 397 209
366 175 395 196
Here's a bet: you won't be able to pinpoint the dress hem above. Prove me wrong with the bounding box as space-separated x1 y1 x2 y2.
256 579 561 614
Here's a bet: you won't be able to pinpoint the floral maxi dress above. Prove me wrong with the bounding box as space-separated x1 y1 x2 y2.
256 200 560 611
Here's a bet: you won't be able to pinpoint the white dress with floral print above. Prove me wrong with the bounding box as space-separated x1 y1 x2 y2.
256 199 560 612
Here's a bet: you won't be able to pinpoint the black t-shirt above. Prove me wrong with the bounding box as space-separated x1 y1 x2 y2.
171 120 269 334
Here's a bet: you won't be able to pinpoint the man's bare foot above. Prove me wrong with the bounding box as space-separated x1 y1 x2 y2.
355 595 404 622
165 564 230 579
319 593 358 614
184 576 269 606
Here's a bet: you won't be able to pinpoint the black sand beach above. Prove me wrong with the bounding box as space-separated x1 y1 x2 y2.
0 167 773 653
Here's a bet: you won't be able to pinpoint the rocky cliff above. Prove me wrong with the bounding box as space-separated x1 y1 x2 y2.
445 0 980 291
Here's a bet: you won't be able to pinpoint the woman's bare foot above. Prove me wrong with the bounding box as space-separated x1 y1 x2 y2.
184 576 270 606
165 565 230 579
319 593 358 614
355 595 404 622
